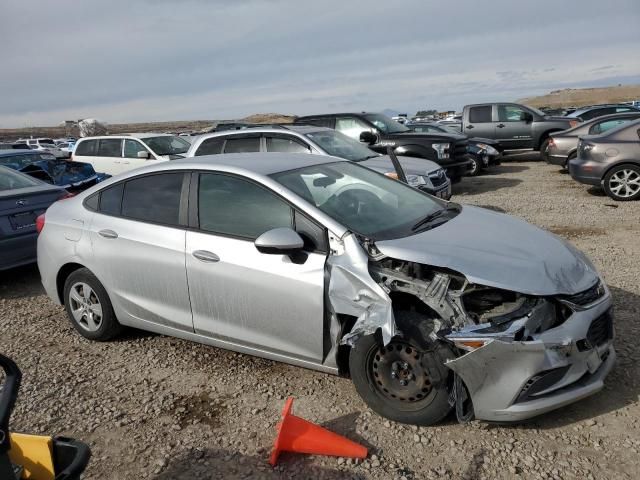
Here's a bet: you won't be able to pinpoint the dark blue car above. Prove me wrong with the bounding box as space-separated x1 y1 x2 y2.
0 166 68 270
0 149 108 192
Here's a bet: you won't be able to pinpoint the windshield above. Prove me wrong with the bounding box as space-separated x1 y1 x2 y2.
525 105 546 117
0 167 42 191
271 161 451 240
141 136 190 155
305 130 378 161
363 114 410 134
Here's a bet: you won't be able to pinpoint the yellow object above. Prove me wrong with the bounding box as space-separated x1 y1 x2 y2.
8 432 55 480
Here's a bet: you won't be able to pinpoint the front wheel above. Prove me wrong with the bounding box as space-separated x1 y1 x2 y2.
63 268 124 341
349 335 452 425
539 138 550 162
602 164 640 201
467 156 483 176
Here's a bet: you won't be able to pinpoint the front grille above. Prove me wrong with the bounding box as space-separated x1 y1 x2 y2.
428 170 447 187
586 311 614 347
560 281 605 306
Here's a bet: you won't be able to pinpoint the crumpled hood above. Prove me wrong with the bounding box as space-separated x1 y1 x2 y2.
375 205 599 296
19 160 97 187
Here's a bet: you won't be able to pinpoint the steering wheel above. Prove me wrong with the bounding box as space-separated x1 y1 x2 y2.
335 187 382 216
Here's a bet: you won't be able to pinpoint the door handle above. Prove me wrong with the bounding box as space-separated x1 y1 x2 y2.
497 124 505 128
466 125 474 129
98 229 118 239
193 250 220 263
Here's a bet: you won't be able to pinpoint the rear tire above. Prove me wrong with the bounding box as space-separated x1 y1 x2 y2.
349 334 452 425
63 268 123 341
602 164 640 201
564 151 577 171
539 138 550 162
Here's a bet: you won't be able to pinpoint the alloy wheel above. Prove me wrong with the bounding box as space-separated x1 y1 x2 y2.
608 168 640 198
69 282 103 332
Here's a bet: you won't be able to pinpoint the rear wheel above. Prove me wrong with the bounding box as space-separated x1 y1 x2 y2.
564 151 577 170
602 164 640 201
349 334 452 425
63 268 123 341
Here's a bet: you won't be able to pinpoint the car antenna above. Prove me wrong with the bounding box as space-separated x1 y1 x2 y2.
386 146 408 184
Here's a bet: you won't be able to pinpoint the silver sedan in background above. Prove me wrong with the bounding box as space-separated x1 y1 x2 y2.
38 153 615 425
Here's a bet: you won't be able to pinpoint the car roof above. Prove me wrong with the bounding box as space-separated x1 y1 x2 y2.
297 112 378 118
195 124 329 139
171 152 346 175
0 149 38 157
77 133 173 141
571 104 640 114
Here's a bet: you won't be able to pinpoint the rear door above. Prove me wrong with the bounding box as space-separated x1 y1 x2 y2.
87 172 193 331
185 171 327 364
495 104 533 148
74 139 115 175
465 105 495 139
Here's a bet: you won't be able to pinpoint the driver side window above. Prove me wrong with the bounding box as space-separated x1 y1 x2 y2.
124 139 150 159
335 117 372 140
498 105 527 122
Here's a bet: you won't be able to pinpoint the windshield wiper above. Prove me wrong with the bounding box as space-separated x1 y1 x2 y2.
411 204 460 231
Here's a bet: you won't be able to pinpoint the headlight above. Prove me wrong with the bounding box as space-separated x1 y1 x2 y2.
405 174 429 186
475 143 499 156
432 143 450 159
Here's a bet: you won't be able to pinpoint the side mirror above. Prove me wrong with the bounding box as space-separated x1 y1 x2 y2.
255 228 304 255
520 112 533 123
137 150 151 159
359 131 376 145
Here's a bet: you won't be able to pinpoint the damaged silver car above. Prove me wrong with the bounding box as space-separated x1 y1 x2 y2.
38 153 615 425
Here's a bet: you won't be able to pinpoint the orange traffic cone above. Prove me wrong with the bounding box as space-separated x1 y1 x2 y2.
269 397 368 466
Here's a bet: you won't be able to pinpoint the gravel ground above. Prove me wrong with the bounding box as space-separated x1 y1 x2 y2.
1 156 639 479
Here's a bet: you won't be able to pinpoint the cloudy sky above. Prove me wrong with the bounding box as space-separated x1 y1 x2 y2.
1 0 639 127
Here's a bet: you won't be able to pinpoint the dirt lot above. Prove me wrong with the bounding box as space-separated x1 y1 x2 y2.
1 157 639 479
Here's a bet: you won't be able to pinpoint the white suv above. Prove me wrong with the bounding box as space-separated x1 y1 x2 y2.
72 133 190 175
15 138 66 159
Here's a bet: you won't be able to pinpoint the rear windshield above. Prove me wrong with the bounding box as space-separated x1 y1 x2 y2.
0 167 42 191
0 153 42 169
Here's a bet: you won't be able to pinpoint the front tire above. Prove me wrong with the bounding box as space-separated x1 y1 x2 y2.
539 138 551 162
349 334 452 425
63 268 123 341
467 156 483 176
602 164 640 201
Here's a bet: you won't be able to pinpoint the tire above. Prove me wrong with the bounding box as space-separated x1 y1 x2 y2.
467 156 483 176
539 138 550 162
564 151 577 171
63 268 123 341
349 333 452 425
602 164 640 201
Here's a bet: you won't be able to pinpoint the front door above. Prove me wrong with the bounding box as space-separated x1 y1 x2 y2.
185 172 326 363
87 172 193 331
495 105 533 149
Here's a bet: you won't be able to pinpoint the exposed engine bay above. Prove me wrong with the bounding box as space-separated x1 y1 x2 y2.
327 233 613 423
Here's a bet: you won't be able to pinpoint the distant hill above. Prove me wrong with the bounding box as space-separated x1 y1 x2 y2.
518 85 640 108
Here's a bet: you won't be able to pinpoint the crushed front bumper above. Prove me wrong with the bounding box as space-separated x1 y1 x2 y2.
445 292 615 422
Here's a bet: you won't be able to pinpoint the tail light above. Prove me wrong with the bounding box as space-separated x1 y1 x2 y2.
548 138 555 147
569 120 579 128
36 214 45 234
58 192 76 201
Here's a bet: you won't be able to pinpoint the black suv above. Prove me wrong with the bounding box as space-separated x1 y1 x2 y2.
295 113 471 182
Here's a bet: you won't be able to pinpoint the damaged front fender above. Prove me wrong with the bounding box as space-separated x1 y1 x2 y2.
327 233 397 346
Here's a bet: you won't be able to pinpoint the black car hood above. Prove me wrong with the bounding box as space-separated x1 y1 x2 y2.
468 137 500 146
17 159 97 188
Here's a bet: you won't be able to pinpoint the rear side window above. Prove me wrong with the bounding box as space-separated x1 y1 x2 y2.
195 137 225 156
198 173 292 239
121 173 184 225
223 137 260 153
589 119 628 135
97 139 122 157
99 184 124 215
266 136 310 153
469 106 492 123
75 139 98 156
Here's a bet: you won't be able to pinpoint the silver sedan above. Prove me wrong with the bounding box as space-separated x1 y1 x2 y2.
37 153 615 425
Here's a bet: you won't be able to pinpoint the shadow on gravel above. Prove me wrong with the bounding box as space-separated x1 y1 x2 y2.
453 177 522 195
320 412 375 452
496 285 640 430
0 264 44 299
153 447 366 479
491 164 530 174
586 186 607 197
